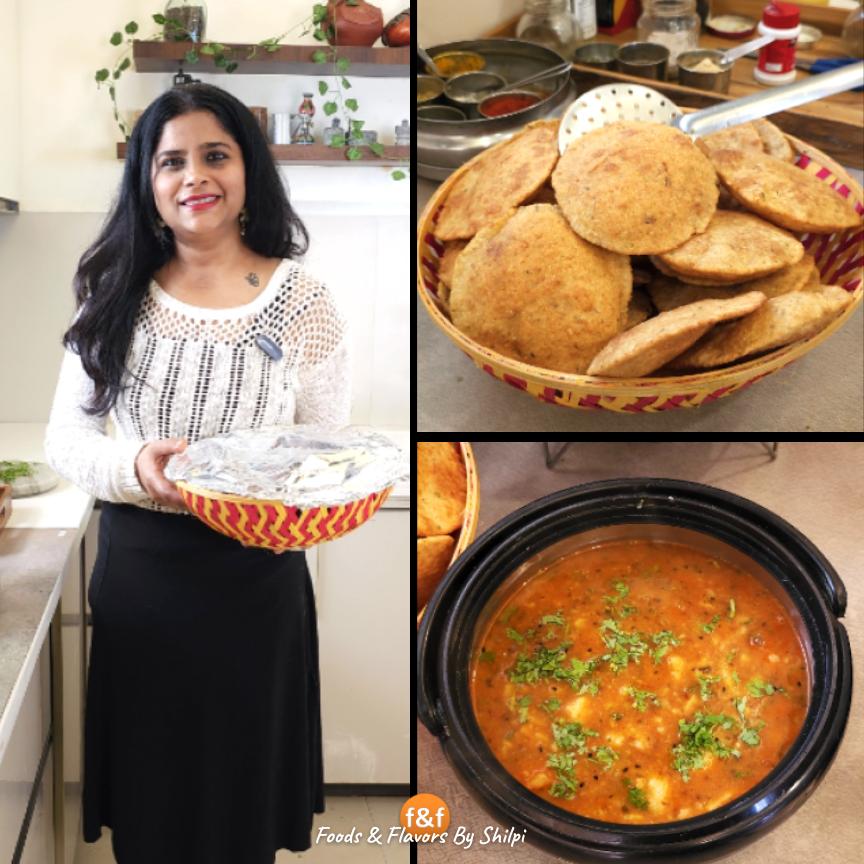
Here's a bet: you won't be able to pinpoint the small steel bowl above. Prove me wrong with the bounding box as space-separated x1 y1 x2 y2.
478 89 543 119
616 42 669 80
678 49 733 93
425 50 486 78
417 75 445 105
417 104 468 122
573 42 619 69
444 71 508 106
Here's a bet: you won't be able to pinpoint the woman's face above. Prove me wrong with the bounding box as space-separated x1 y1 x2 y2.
150 109 246 242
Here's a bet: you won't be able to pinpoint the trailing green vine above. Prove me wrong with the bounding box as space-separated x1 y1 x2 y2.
94 5 407 180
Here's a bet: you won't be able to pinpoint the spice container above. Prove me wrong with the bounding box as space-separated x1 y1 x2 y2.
637 0 700 73
753 2 801 86
678 49 733 92
616 41 670 79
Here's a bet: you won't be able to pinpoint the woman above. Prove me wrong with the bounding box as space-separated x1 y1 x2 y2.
44 83 349 863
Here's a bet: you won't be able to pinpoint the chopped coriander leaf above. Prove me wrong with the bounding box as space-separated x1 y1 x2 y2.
547 751 579 799
549 775 578 799
600 618 648 672
478 650 496 663
702 614 722 634
624 778 648 810
739 727 761 747
500 606 519 625
650 630 681 664
517 696 532 724
696 673 721 702
728 598 736 619
579 678 601 696
508 645 599 690
590 745 619 770
541 698 561 713
541 611 566 627
747 677 783 697
506 627 525 643
603 581 630 604
552 721 599 754
734 696 748 725
618 605 637 619
625 686 661 712
672 712 740 782
726 648 738 664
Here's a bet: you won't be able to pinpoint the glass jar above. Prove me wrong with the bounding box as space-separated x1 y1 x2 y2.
163 0 208 43
637 0 700 73
516 0 581 58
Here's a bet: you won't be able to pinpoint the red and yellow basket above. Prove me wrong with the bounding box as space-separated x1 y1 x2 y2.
177 481 392 550
418 128 863 412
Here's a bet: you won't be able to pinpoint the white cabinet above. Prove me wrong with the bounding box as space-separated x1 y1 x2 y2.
0 640 53 862
316 508 409 783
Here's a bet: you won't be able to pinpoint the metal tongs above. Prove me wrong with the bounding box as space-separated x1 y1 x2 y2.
558 60 864 153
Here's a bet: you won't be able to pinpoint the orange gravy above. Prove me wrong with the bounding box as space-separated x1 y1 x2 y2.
470 540 809 823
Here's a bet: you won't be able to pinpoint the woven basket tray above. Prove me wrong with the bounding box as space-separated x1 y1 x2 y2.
418 127 863 412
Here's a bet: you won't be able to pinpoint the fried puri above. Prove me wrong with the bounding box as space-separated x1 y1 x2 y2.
417 442 467 537
450 204 632 374
435 120 560 241
552 121 718 255
669 285 854 369
710 148 861 234
654 211 805 284
587 291 765 377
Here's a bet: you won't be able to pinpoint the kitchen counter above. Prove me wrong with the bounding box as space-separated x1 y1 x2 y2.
417 442 863 863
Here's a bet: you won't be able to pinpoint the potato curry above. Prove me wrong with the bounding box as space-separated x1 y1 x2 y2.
470 540 809 823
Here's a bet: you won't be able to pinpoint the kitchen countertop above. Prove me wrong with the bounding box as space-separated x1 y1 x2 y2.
417 168 864 432
417 442 863 863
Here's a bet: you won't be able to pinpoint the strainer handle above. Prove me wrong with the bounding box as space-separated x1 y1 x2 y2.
677 61 864 138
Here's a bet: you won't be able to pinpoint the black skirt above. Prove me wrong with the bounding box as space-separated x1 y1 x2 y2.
83 502 325 864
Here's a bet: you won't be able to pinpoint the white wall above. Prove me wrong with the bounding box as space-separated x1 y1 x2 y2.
0 0 20 201
0 0 409 428
417 0 523 47
20 0 409 211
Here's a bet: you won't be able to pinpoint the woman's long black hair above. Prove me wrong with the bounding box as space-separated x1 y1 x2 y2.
63 82 309 416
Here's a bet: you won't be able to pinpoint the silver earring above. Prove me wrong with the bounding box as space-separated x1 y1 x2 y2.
239 208 248 237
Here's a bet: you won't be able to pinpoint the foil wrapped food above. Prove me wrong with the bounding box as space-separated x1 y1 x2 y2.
164 425 407 506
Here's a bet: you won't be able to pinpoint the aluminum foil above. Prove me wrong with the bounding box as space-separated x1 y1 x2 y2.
164 425 408 506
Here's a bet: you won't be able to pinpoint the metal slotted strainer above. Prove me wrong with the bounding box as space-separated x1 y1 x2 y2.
558 61 864 152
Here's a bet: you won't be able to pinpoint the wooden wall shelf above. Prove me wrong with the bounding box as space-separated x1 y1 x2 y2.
132 40 409 78
116 141 408 167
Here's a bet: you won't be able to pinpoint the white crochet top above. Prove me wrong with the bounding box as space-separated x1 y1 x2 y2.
44 258 351 515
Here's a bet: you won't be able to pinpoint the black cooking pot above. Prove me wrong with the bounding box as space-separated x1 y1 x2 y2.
418 479 852 862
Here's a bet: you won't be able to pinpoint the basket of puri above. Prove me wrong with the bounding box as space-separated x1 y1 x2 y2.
165 426 407 551
417 442 480 627
417 118 863 412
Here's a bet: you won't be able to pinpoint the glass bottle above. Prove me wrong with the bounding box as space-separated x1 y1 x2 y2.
637 0 700 73
842 2 864 59
163 0 208 43
516 0 581 58
294 93 316 145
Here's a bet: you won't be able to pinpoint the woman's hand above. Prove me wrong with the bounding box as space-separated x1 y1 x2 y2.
134 437 188 508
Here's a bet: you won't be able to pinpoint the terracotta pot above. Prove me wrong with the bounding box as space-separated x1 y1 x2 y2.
382 8 410 47
325 0 383 47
